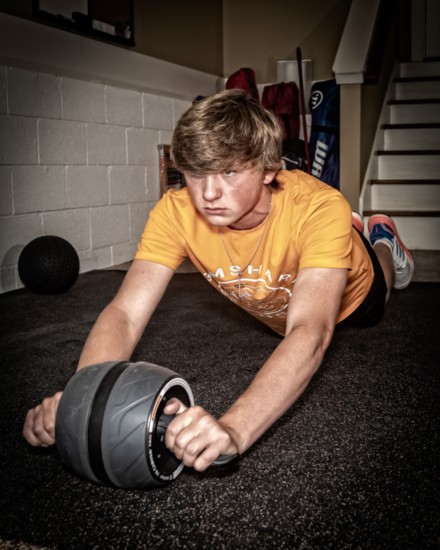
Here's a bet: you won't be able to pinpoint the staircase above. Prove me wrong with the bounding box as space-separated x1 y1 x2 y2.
360 60 440 251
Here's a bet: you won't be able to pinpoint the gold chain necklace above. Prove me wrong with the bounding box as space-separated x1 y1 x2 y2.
218 198 272 299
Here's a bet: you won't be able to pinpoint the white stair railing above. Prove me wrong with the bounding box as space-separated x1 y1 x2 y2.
332 0 381 84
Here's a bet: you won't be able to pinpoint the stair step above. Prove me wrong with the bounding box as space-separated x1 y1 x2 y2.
394 76 440 83
394 79 440 100
377 152 440 179
410 250 440 283
388 98 440 104
363 209 440 216
382 123 440 129
399 61 440 78
389 100 440 124
370 179 440 185
382 126 440 150
376 150 440 154
369 180 440 210
362 212 440 250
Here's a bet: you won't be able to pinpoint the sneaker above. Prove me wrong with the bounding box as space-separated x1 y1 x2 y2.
367 214 414 290
352 211 364 234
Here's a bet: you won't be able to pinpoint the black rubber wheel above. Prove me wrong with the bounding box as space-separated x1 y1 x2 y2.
56 361 194 489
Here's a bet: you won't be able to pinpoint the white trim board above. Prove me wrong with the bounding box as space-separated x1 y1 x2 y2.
0 12 218 100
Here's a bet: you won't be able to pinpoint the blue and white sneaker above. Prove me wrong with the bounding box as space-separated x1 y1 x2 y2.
368 214 414 290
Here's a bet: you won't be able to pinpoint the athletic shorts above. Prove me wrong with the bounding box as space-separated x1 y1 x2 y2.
339 230 387 328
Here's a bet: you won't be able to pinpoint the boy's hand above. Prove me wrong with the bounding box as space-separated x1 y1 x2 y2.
163 398 239 471
23 392 63 447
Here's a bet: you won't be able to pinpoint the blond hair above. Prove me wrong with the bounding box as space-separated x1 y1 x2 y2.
171 89 282 176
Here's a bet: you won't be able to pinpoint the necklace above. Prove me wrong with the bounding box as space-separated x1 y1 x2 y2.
218 198 272 299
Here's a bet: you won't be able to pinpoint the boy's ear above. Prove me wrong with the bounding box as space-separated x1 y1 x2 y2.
263 170 278 185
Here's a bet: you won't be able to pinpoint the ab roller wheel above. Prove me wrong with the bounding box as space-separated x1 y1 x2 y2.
56 361 194 489
56 361 239 489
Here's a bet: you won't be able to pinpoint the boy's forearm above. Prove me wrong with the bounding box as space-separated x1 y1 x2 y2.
76 260 175 371
219 325 332 454
77 304 142 370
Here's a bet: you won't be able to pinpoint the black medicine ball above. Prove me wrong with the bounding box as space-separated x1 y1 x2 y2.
18 235 80 294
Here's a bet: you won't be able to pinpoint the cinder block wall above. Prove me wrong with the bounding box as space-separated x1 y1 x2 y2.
0 64 192 293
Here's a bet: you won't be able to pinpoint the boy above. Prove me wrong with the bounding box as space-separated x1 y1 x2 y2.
23 90 414 471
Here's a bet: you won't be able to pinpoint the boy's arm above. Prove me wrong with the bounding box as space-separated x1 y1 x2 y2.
77 259 175 368
23 259 175 447
164 266 348 470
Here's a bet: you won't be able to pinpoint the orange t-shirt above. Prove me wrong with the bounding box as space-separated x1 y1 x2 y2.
135 170 373 335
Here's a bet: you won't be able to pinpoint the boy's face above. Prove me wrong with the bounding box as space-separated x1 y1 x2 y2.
184 163 276 230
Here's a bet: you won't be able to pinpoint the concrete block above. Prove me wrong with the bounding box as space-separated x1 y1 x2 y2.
39 119 86 164
130 201 152 243
127 127 159 165
0 115 38 164
0 166 12 215
78 246 112 273
146 163 161 201
173 98 191 126
106 86 142 127
91 204 129 248
66 166 109 208
159 129 173 145
112 241 134 266
110 165 146 204
62 78 105 123
8 67 61 119
42 208 91 252
127 241 138 260
0 214 42 267
0 66 6 113
0 265 17 293
13 166 66 213
143 93 173 130
87 123 126 165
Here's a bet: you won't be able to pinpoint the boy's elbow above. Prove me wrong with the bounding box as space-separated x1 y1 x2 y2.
308 321 335 363
321 322 335 352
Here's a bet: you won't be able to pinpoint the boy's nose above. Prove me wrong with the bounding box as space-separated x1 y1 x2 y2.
202 175 222 201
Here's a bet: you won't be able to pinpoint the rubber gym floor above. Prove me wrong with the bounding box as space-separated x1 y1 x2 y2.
0 270 439 549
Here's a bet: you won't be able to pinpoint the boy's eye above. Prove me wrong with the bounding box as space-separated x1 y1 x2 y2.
224 170 236 177
185 173 202 180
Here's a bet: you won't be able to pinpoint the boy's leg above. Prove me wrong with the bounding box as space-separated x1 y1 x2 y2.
371 243 394 302
367 215 414 301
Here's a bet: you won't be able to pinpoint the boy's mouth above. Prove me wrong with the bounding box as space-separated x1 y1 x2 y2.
204 207 226 215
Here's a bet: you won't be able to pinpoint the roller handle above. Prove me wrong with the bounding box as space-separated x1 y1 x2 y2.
156 414 240 468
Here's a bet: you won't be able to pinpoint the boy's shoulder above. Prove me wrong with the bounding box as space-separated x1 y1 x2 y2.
158 187 193 212
154 187 200 227
275 169 338 193
274 170 350 224
275 169 343 203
